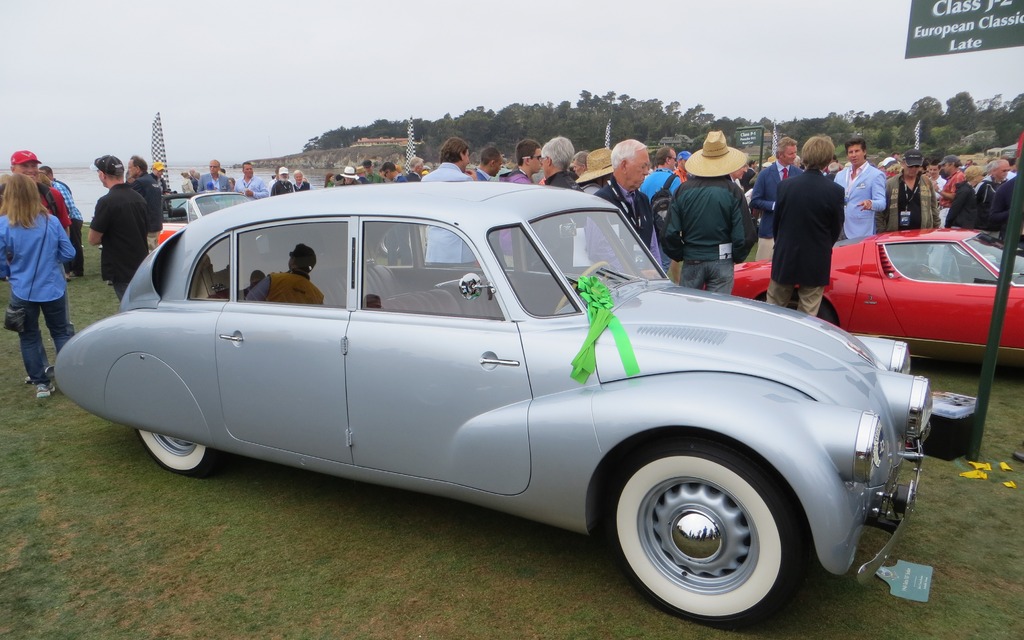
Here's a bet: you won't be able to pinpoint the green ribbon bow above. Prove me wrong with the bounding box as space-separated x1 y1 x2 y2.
570 276 640 384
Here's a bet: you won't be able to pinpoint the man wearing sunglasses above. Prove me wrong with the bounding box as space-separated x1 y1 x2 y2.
197 160 229 192
502 139 542 185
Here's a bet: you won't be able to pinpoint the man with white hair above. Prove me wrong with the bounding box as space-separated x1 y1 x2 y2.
594 139 661 265
405 157 424 182
977 157 1010 230
540 136 580 190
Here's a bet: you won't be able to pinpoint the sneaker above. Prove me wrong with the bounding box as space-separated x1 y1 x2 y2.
25 376 32 384
36 383 53 399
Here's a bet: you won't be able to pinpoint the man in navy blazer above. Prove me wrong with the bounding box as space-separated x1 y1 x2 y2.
197 159 230 192
767 135 844 317
750 137 801 261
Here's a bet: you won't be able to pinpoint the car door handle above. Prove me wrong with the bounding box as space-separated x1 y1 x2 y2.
218 333 244 343
480 357 520 367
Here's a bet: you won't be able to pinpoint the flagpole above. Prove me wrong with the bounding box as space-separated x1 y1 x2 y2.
151 113 170 192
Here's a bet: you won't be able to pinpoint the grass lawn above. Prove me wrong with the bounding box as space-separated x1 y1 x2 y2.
1 236 1022 639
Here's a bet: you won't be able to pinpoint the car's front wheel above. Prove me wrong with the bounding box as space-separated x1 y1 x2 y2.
607 438 807 629
136 430 221 478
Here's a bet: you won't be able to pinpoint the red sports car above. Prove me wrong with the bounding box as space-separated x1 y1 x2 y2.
733 229 1024 365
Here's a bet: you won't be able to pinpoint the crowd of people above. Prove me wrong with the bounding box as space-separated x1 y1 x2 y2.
0 133 1020 400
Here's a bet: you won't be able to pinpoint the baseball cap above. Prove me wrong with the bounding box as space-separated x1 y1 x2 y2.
11 150 40 165
941 154 961 166
278 166 289 175
152 161 166 171
678 151 692 161
94 155 124 175
903 149 924 167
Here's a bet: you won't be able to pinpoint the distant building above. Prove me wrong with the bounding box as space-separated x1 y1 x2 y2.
351 137 413 148
657 134 693 148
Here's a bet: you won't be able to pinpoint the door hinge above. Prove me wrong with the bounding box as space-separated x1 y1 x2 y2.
341 336 349 355
346 428 353 447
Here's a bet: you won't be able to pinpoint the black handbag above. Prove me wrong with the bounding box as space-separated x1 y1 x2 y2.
3 217 47 333
4 304 25 332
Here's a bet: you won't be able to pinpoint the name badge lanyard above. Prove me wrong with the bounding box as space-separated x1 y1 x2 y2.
608 179 641 232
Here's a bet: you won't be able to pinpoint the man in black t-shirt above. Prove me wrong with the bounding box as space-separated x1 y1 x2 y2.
88 155 149 301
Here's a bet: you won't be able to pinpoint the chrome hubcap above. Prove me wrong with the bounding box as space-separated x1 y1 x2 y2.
639 478 757 593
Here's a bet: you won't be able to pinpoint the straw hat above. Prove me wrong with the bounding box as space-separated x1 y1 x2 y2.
685 131 748 177
575 147 613 183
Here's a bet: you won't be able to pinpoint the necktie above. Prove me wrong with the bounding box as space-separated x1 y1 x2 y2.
782 166 789 180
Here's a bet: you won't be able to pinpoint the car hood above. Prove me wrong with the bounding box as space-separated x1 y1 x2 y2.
598 284 887 405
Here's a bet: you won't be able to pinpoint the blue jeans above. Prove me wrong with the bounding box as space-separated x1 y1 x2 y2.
680 259 735 294
10 293 74 384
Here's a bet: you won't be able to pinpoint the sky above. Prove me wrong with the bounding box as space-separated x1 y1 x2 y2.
3 0 1021 166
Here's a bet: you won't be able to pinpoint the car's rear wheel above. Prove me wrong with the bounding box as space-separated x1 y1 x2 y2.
136 430 221 478
607 438 807 629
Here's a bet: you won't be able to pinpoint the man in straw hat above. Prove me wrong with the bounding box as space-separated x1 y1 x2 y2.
575 147 613 194
766 135 845 317
662 131 749 293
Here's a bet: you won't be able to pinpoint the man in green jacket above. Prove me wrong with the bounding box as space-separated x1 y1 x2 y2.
662 131 748 294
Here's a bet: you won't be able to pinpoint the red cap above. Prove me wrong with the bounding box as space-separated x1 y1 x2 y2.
11 150 40 165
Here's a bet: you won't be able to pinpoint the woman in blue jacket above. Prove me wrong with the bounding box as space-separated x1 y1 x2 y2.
0 173 76 398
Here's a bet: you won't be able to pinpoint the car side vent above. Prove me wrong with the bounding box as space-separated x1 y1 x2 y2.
878 246 897 278
637 325 727 345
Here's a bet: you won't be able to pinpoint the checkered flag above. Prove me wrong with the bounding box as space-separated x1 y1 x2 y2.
605 119 612 149
771 121 778 157
914 120 921 149
406 118 415 171
151 112 170 192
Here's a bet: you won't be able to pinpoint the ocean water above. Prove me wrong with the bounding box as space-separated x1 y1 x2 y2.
10 165 297 223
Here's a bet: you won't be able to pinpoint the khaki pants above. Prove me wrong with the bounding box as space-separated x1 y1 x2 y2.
766 280 824 317
147 232 159 252
755 237 775 262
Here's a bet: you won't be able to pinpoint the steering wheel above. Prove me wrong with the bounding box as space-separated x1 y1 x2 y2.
554 261 610 314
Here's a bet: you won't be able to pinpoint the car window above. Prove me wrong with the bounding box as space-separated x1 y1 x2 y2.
967 234 1024 285
489 225 578 316
361 220 503 319
163 197 189 223
884 242 992 284
237 221 349 307
188 236 231 299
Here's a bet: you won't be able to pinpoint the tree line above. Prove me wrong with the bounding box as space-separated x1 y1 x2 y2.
304 90 1024 161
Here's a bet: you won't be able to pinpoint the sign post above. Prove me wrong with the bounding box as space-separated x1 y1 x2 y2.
971 131 1024 460
736 127 765 167
906 0 1024 59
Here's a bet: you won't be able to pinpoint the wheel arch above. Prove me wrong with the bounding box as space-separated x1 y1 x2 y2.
585 426 810 545
583 373 871 575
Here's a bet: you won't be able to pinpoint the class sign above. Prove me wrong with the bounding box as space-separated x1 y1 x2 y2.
906 0 1024 58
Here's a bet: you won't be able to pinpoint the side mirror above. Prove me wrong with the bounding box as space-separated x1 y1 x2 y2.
459 273 494 300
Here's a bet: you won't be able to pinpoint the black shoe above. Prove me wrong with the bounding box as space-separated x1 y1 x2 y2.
1014 451 1024 463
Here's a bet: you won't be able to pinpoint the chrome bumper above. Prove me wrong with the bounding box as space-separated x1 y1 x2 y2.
855 438 925 583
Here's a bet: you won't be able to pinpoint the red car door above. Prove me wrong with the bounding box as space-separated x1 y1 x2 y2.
875 240 998 346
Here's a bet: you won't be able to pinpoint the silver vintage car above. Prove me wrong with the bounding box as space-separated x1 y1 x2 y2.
56 182 929 628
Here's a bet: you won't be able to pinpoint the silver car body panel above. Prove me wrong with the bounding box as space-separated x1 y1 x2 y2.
58 182 924 578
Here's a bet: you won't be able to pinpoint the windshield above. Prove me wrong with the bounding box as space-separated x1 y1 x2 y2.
966 233 1024 285
195 193 248 216
529 210 664 286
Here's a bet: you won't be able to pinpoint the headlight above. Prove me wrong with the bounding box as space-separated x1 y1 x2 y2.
853 412 884 483
891 342 910 374
907 376 932 439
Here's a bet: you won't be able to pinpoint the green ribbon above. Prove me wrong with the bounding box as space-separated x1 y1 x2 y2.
570 276 640 384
